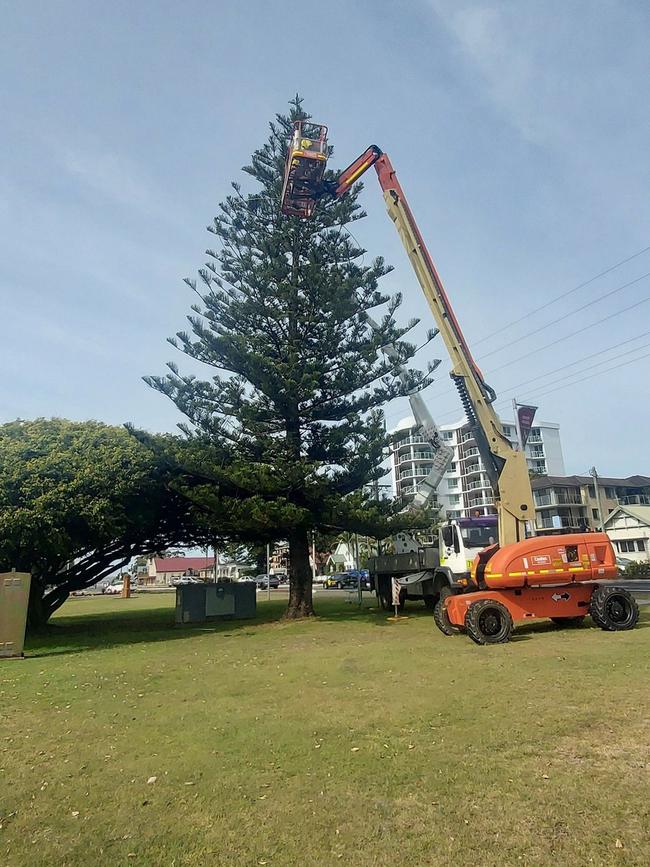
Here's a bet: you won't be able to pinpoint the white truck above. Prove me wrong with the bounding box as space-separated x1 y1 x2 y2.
369 515 498 610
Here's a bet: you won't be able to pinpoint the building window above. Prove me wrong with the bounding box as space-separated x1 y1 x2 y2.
448 479 459 490
617 539 647 553
449 462 456 472
442 431 453 441
449 494 460 505
592 509 598 519
605 487 616 499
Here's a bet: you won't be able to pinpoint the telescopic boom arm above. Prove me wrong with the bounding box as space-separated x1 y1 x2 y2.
328 146 535 546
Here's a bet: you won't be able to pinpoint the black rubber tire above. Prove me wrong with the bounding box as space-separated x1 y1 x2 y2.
336 581 343 589
433 598 456 636
465 599 513 645
379 588 405 611
550 616 586 628
589 586 639 631
423 594 436 610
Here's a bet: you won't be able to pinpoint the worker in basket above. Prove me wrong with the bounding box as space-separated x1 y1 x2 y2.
280 121 328 218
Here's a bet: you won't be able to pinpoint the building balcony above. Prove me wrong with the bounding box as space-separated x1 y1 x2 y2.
462 463 482 477
527 436 543 444
466 495 495 509
466 479 492 492
399 467 433 481
535 491 583 507
617 494 650 506
412 451 434 461
462 447 480 458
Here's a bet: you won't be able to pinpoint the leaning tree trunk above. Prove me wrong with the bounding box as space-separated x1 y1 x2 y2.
285 530 314 618
27 578 50 631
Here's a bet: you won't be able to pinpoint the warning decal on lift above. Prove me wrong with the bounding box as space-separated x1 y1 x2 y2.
551 592 571 602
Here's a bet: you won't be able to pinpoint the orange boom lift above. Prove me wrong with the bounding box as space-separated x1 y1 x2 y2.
281 124 639 643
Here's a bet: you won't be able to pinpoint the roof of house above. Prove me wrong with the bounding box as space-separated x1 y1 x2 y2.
154 557 214 572
531 474 650 490
604 505 650 527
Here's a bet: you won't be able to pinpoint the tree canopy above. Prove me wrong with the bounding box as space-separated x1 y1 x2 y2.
0 418 197 626
146 97 434 616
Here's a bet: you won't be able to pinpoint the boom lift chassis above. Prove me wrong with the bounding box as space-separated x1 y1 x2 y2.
281 128 639 644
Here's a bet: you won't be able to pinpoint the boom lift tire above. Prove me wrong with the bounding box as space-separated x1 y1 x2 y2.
433 598 457 636
550 616 586 628
465 599 513 645
589 586 639 631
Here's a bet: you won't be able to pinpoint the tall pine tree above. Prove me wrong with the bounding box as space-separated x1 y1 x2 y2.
147 97 434 617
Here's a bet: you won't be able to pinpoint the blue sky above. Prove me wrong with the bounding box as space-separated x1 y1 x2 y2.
1 0 649 474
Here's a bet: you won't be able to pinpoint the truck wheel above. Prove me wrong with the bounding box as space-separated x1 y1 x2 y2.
465 599 513 645
550 616 586 628
379 589 404 611
433 598 456 636
589 586 639 631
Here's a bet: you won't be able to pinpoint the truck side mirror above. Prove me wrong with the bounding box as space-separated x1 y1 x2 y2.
453 531 461 555
441 525 454 547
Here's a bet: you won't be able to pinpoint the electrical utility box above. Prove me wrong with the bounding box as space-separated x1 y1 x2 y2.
0 571 32 658
175 581 256 625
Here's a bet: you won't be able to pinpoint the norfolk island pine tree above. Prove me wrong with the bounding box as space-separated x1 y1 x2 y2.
146 97 435 617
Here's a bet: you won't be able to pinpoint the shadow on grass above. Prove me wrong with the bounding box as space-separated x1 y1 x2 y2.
24 595 650 659
24 596 417 658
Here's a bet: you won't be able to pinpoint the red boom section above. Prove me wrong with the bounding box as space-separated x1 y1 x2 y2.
334 145 382 197
372 153 486 390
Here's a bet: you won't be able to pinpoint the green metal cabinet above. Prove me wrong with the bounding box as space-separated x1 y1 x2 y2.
175 582 256 625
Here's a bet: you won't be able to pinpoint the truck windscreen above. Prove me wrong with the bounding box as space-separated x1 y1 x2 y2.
459 522 497 549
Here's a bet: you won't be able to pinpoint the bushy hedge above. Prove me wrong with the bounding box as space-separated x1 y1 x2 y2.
624 560 650 578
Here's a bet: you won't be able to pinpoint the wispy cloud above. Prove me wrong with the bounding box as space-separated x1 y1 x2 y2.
427 1 648 151
58 144 164 215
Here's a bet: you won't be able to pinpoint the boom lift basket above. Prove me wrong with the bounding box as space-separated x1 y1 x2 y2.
280 121 328 218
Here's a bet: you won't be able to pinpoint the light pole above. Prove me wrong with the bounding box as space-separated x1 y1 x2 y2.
590 467 605 531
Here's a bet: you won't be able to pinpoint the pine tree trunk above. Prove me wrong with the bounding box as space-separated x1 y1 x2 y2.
285 530 315 618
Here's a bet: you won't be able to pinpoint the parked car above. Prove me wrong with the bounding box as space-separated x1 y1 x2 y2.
255 574 280 590
172 575 204 586
323 573 350 589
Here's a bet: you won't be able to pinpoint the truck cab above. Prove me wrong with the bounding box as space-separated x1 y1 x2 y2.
369 515 499 610
439 515 498 583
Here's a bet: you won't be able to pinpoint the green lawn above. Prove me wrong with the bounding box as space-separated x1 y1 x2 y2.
1 593 649 866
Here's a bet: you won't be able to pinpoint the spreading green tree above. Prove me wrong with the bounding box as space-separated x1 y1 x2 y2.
146 97 434 617
0 419 200 627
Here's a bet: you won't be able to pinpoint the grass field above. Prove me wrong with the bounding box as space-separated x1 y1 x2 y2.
1 592 649 866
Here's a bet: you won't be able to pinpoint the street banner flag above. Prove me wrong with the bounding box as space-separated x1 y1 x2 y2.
517 404 538 448
392 577 401 607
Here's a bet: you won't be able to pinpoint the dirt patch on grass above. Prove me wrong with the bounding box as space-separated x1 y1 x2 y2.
554 717 650 772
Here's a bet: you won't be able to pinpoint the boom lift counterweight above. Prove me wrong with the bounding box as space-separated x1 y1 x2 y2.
281 122 639 643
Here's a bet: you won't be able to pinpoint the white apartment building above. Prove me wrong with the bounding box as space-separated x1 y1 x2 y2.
389 415 565 519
